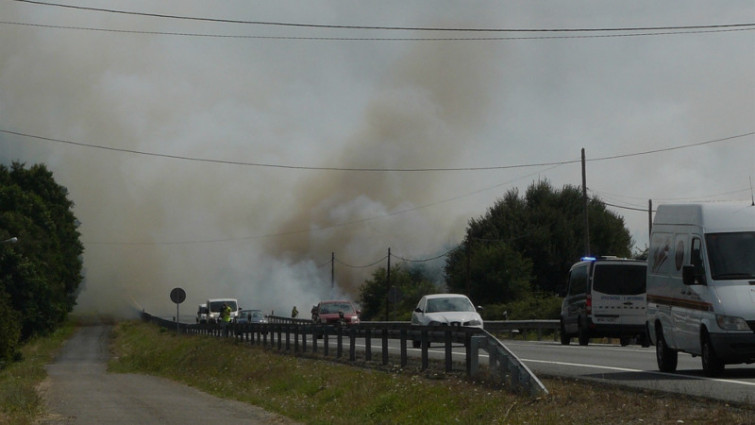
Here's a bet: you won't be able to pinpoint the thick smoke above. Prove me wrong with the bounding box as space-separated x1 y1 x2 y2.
2 2 753 319
0 4 502 318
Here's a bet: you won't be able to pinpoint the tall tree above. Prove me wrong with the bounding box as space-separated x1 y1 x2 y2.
359 264 437 321
0 162 83 346
445 180 632 301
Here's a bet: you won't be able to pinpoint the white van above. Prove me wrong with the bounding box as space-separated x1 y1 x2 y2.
560 257 648 346
206 298 240 324
647 203 755 376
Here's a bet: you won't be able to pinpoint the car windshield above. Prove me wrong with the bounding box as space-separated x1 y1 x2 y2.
319 303 355 314
250 311 265 320
425 297 475 313
706 232 755 280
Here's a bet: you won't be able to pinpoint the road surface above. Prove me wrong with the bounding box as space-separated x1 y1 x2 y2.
37 325 299 425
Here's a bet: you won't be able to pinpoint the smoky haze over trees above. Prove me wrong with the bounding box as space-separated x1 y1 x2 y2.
358 181 634 321
0 162 83 362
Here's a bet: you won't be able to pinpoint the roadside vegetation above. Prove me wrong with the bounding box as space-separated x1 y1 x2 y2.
109 320 752 425
357 180 638 323
0 320 76 425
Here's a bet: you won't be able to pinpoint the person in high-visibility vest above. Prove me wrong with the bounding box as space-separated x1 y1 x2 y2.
220 303 232 336
221 303 232 323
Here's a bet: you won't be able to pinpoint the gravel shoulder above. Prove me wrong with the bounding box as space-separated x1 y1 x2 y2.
36 325 299 425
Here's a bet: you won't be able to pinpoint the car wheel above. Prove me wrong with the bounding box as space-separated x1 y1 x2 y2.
577 320 589 346
701 329 724 377
412 340 420 349
559 321 570 345
620 336 631 347
655 324 678 373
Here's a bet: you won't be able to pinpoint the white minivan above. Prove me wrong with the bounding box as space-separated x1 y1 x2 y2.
647 203 755 376
560 257 648 346
206 298 240 324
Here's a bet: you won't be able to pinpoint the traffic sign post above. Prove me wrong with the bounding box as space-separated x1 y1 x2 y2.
170 287 186 334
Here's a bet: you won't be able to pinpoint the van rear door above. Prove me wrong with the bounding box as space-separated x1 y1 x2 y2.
591 262 647 327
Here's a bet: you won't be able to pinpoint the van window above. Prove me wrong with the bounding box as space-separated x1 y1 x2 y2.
568 264 588 296
592 264 646 295
705 232 755 280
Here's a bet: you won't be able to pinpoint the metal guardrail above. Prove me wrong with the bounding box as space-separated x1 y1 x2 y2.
141 312 548 396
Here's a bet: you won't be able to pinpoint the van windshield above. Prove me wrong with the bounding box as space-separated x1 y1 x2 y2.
592 264 646 295
209 301 238 313
706 232 755 280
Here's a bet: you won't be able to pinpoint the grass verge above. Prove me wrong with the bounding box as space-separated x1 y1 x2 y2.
0 320 76 425
109 320 753 425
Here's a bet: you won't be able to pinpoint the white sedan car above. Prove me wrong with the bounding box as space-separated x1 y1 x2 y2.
411 294 483 347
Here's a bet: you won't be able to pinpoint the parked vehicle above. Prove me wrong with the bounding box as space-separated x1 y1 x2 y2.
312 300 361 325
206 298 240 324
411 293 484 348
560 257 648 346
196 303 208 324
647 203 755 376
235 309 267 325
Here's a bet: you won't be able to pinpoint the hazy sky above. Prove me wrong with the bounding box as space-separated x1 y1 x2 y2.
1 1 753 318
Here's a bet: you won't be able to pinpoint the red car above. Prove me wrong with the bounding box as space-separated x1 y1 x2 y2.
312 300 361 325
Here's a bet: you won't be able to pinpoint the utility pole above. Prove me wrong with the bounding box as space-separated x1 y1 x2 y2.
385 248 391 321
581 148 590 256
465 237 471 296
648 200 653 239
331 252 335 289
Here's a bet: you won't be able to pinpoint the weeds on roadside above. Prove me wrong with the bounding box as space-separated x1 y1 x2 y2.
0 320 76 425
110 321 754 425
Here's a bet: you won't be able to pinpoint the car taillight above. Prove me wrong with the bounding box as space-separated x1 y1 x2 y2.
586 294 592 314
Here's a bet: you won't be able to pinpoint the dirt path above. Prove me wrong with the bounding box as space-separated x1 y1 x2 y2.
36 325 299 425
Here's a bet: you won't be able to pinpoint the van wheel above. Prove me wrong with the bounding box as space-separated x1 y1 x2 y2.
578 322 589 346
701 330 725 377
559 322 570 345
655 325 678 373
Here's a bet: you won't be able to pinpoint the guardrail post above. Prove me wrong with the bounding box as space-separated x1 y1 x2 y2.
365 328 372 362
336 327 343 358
400 328 408 367
382 328 389 365
349 327 356 361
444 330 453 372
421 329 429 370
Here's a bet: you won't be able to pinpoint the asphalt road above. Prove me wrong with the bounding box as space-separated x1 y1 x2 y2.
37 325 299 425
504 339 755 405
349 337 755 405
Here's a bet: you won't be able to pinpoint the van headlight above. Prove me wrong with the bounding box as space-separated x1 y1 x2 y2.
716 315 750 331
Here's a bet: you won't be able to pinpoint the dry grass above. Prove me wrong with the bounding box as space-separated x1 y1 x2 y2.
0 321 76 425
109 320 754 425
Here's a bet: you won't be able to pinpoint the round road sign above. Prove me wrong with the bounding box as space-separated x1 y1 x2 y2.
170 287 186 304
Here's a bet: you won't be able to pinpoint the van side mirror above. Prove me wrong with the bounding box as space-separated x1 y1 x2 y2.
682 265 707 286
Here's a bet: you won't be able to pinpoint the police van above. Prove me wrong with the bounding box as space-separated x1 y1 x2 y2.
647 203 755 376
560 257 648 346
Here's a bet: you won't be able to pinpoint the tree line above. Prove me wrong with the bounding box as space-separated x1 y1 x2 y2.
358 180 637 321
0 162 83 365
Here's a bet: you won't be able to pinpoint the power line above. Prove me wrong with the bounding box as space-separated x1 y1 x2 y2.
13 1 755 34
2 128 752 173
3 19 753 41
334 255 388 269
0 128 575 172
